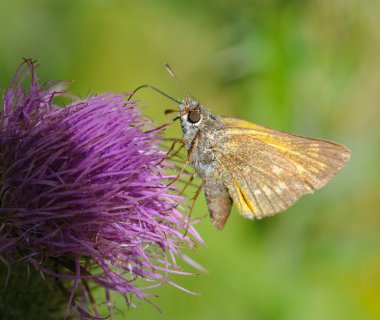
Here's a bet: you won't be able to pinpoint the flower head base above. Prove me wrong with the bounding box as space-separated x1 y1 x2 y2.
0 60 202 317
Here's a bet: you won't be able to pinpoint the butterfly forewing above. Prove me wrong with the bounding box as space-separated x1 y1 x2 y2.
214 117 351 219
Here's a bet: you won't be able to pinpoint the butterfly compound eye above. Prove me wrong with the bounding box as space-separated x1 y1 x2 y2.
188 110 201 124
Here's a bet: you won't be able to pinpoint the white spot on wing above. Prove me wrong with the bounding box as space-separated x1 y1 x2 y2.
272 165 283 175
262 185 273 196
278 181 287 190
294 182 303 190
296 165 306 174
274 186 282 193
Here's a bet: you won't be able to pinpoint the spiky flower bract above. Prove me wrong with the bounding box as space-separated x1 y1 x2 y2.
0 60 202 318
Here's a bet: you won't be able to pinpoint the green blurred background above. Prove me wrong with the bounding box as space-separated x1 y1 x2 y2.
1 1 379 319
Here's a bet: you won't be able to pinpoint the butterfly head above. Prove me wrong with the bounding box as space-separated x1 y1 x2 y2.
179 97 224 152
179 97 204 134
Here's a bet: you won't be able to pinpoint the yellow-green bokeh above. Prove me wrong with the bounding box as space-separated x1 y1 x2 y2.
1 1 379 319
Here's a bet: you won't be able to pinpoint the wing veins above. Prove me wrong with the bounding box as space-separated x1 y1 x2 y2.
265 141 336 171
250 163 300 205
216 156 265 215
223 137 317 194
218 153 280 214
226 125 347 169
230 152 300 207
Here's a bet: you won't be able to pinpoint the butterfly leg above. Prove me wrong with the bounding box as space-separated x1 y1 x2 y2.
184 181 204 236
168 143 185 160
166 160 190 187
145 116 180 134
157 138 185 165
179 172 196 195
166 135 197 187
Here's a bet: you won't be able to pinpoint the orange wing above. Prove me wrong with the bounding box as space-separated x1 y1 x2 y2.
212 117 350 219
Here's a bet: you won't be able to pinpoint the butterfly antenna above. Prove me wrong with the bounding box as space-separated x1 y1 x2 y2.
165 64 195 100
128 84 181 104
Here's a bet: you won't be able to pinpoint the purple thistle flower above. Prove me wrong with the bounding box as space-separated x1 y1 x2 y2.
0 60 203 318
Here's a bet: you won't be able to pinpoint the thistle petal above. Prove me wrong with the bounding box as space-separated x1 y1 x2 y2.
0 60 203 318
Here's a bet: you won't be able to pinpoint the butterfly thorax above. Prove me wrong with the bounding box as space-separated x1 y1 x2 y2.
179 98 225 178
